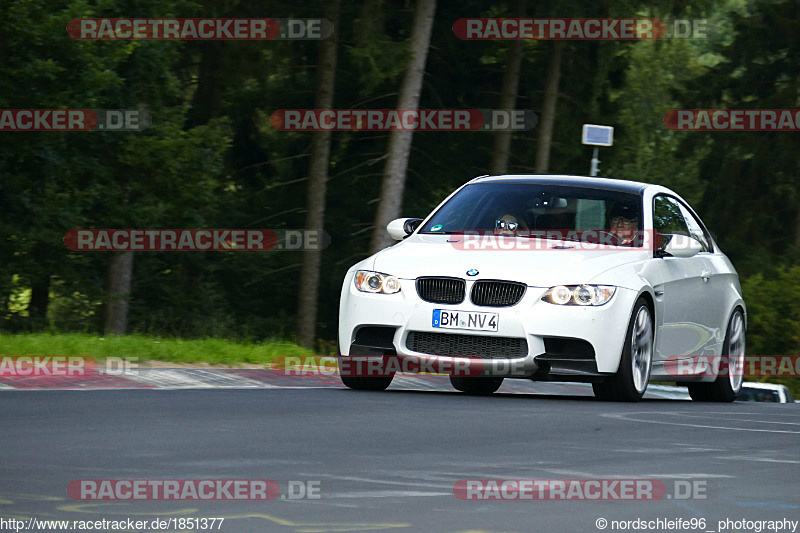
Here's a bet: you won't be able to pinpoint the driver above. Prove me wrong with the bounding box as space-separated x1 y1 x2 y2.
607 203 640 245
495 212 529 235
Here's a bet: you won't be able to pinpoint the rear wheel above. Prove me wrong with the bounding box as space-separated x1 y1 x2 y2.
449 375 504 395
688 308 745 402
593 297 653 402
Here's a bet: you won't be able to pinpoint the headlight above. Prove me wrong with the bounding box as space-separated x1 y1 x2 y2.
354 270 402 294
542 285 616 306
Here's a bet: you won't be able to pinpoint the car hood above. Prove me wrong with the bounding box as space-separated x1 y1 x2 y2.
372 234 650 287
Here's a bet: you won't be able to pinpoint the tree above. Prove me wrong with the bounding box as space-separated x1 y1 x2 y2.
490 0 527 175
534 41 563 174
682 0 800 275
297 0 341 349
369 0 437 253
105 252 133 335
0 0 231 334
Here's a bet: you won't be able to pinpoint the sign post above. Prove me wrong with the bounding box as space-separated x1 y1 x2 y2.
581 124 614 177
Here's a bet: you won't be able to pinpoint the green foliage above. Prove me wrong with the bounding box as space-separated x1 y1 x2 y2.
680 0 800 276
0 332 316 365
741 267 800 356
741 267 800 397
347 0 409 95
0 0 798 357
608 38 712 205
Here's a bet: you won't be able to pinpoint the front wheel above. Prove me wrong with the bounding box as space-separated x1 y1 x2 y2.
338 354 394 391
593 297 653 402
450 375 504 395
688 308 745 402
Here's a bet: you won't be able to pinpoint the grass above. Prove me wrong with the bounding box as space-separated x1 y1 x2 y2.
0 332 317 366
3 332 797 399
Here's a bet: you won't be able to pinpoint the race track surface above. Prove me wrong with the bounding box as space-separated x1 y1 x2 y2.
1 374 798 532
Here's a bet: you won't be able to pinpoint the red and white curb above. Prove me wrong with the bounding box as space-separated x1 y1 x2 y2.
0 365 691 398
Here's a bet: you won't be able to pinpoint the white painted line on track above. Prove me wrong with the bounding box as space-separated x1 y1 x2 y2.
667 413 800 425
543 469 733 479
602 411 800 434
717 456 800 464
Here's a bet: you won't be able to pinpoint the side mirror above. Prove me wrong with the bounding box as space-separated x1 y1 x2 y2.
387 218 423 240
657 234 702 258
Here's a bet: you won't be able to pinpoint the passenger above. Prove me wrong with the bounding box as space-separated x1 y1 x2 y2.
607 203 640 245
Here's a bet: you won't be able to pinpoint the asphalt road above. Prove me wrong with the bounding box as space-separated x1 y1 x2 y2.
1 383 799 533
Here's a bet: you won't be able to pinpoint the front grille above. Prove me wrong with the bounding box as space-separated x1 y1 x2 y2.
470 280 527 307
406 331 528 359
416 277 465 304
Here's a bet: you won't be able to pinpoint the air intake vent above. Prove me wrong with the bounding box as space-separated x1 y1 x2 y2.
406 331 528 359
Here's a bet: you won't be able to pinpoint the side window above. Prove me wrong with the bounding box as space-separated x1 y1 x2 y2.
676 202 712 253
653 196 689 236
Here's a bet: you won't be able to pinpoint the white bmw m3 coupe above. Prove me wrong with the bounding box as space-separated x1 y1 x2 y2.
338 175 746 402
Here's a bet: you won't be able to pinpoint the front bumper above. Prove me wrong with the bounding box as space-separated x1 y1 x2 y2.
338 272 639 378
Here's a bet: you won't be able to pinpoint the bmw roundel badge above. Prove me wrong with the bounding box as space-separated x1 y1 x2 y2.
466 269 479 276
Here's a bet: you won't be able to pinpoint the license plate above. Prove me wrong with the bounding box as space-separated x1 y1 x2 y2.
432 309 498 332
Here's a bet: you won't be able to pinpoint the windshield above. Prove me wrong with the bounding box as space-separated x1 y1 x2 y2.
419 182 643 245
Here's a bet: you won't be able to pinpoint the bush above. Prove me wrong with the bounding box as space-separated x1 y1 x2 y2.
741 266 800 397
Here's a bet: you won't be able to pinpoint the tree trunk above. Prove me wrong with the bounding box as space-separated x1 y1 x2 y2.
534 41 563 174
369 0 437 253
296 0 341 349
490 0 526 176
795 207 800 248
28 274 50 323
186 42 224 128
105 251 134 335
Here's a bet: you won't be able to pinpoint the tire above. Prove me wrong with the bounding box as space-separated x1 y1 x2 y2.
337 353 394 391
688 308 745 403
449 375 504 395
591 381 615 401
592 297 654 402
